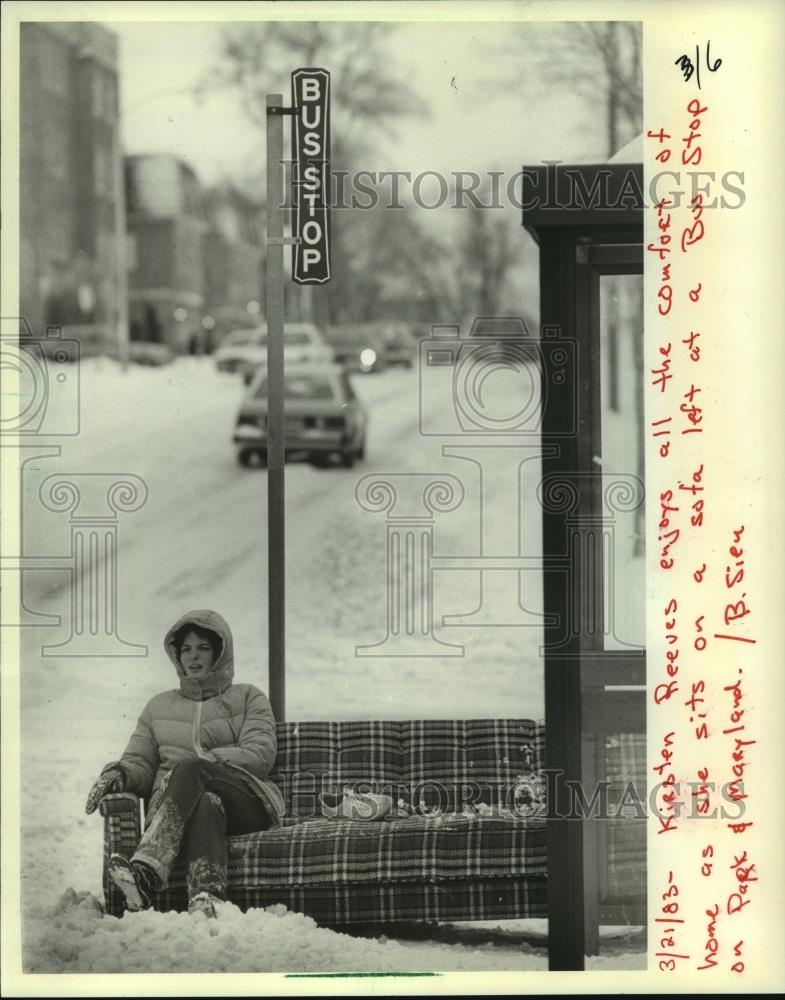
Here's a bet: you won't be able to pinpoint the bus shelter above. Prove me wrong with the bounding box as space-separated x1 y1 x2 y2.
522 161 646 970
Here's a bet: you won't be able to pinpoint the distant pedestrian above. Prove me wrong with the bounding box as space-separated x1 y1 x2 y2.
85 610 283 917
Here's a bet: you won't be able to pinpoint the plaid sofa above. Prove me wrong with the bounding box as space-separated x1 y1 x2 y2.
100 718 547 923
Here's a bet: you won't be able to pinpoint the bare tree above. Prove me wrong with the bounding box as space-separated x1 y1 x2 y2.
202 22 423 164
348 203 457 323
200 22 425 322
456 187 523 318
496 21 642 158
559 22 641 157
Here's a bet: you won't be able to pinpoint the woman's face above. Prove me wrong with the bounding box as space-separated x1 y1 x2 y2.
178 630 216 680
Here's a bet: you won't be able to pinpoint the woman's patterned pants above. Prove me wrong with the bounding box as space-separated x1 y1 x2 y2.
131 758 272 901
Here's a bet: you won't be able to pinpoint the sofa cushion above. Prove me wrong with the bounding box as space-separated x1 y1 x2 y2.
271 721 404 819
224 813 547 888
270 719 545 819
401 719 544 811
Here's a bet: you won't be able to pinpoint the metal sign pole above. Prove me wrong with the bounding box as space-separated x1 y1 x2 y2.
264 71 329 722
266 94 285 722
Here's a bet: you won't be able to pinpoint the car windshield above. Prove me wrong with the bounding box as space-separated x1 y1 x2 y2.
254 373 336 400
325 325 378 347
284 332 313 346
225 327 318 348
225 328 263 346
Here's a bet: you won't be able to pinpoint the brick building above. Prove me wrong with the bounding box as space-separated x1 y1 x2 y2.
124 153 207 352
19 22 122 347
202 183 264 349
125 158 265 353
20 23 265 357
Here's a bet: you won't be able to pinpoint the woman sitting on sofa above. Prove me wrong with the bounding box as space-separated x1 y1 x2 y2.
85 609 284 918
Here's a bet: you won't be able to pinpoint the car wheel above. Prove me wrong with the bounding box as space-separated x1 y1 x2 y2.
357 439 366 462
239 448 267 468
340 449 355 469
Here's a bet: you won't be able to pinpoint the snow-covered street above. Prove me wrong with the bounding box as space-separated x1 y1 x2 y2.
21 356 546 719
14 357 639 973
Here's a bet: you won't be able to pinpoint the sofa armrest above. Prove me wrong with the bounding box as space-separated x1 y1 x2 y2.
99 793 142 917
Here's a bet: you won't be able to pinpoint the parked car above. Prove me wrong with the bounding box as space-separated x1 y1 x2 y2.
203 314 259 354
214 327 264 373
215 322 333 376
380 322 417 368
233 362 368 468
127 341 174 366
323 324 386 374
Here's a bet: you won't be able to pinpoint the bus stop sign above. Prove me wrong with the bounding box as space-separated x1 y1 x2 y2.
291 68 330 284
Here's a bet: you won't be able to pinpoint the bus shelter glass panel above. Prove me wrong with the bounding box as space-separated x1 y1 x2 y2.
584 267 646 958
600 274 645 651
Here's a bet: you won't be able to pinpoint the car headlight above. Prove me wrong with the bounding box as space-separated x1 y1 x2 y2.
360 348 376 367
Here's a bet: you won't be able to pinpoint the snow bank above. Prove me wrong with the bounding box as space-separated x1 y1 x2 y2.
25 890 643 974
27 893 410 974
25 891 555 974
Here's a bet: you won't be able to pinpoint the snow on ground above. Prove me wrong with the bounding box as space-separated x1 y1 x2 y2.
27 894 543 974
24 892 644 974
13 356 644 974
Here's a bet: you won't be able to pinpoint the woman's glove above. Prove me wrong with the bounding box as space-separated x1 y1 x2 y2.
85 765 127 814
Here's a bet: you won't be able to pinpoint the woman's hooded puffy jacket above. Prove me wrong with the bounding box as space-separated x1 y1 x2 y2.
114 609 284 827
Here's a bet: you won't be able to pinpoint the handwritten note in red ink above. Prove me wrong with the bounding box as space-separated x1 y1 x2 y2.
647 52 759 980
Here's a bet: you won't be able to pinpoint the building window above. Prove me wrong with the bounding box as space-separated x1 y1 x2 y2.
44 118 69 180
182 170 205 221
40 31 69 96
94 146 107 197
91 70 118 121
94 144 115 198
96 230 118 272
126 233 137 272
46 215 71 262
104 74 117 120
92 70 103 119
